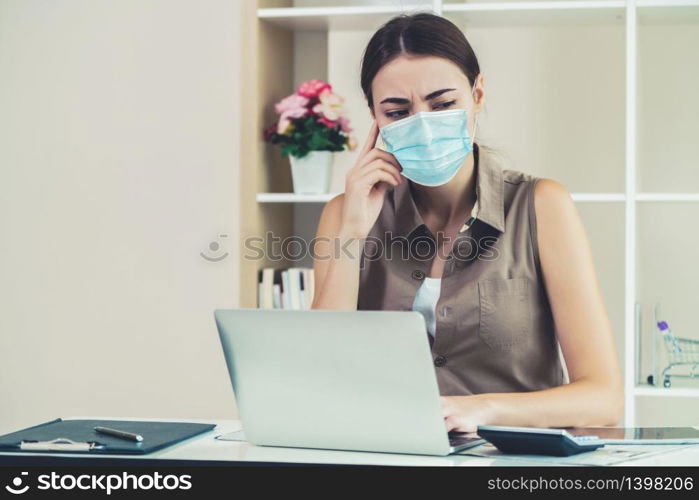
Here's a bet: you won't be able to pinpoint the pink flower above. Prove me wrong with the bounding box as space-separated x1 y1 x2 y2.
277 118 289 135
262 123 277 141
277 111 298 135
317 116 336 129
338 115 353 133
297 79 331 98
312 88 344 121
274 93 309 134
274 93 308 116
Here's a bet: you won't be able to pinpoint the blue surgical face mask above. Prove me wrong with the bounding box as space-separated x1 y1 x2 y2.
379 92 479 187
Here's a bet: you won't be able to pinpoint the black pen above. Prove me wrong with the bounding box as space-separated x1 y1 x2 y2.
94 426 143 442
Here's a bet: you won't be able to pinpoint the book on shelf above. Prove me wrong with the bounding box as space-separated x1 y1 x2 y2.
257 266 315 310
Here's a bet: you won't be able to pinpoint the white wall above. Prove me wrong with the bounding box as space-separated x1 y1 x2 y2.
0 0 241 433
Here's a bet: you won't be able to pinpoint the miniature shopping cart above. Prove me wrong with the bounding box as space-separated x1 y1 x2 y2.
648 320 699 388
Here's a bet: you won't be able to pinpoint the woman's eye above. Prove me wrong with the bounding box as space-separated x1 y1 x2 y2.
435 100 456 109
385 109 408 119
385 100 456 120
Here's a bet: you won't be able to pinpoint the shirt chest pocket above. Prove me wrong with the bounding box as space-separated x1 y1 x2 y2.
477 278 532 351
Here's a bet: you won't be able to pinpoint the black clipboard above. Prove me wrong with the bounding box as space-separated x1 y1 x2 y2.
0 418 217 455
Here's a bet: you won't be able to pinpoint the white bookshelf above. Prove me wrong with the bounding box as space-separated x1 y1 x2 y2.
250 0 699 426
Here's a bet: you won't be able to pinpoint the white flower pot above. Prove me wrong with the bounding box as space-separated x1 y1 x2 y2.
289 150 333 194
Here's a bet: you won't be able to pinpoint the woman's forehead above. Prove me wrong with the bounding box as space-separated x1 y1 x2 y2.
372 56 469 101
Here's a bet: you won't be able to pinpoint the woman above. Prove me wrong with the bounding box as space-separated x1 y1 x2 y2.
310 12 623 433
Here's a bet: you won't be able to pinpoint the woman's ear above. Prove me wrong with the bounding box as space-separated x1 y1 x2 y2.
474 74 485 113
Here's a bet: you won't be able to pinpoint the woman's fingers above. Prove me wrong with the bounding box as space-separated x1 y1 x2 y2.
349 120 403 180
441 396 481 433
379 161 403 186
441 397 453 417
358 120 379 159
346 121 380 180
362 169 400 190
358 148 402 172
352 159 402 187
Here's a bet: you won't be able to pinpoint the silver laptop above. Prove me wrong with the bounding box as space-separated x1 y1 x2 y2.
213 308 485 456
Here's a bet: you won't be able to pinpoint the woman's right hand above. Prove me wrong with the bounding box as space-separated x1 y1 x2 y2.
340 120 403 239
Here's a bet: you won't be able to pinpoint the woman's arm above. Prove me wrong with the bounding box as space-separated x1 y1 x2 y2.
442 178 624 432
310 194 365 310
311 121 403 310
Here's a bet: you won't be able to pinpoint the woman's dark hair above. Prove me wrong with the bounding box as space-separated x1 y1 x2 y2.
360 12 481 109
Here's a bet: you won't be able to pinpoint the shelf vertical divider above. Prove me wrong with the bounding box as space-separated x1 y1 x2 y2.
624 0 638 427
240 0 259 308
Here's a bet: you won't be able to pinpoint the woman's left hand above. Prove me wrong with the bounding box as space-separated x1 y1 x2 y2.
440 395 495 433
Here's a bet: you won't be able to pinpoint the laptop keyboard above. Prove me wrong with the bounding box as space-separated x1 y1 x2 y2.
448 431 483 448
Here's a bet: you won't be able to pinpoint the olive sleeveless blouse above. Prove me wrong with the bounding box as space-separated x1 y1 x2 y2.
356 142 566 396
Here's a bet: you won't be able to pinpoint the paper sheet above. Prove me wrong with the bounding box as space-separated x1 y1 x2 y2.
456 442 695 466
215 430 247 442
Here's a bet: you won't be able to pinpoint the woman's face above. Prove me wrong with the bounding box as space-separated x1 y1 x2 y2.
370 54 483 131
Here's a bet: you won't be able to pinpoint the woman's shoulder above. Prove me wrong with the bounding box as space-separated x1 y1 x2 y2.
479 143 534 186
316 193 346 237
321 192 347 216
479 145 572 216
479 144 569 195
326 192 345 210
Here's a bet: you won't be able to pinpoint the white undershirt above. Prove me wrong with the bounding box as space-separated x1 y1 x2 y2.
411 276 442 337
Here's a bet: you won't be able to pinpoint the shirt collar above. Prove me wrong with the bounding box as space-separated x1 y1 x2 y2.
391 142 506 239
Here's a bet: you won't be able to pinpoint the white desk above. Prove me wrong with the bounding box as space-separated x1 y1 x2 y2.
1 417 698 467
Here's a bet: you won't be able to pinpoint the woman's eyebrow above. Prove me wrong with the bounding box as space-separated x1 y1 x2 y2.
379 88 456 105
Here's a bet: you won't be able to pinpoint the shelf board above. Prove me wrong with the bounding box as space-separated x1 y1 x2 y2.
257 193 337 203
637 0 699 24
443 1 626 26
636 193 699 202
571 193 625 202
258 1 629 30
638 0 699 4
256 0 699 30
634 385 699 397
258 4 434 30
